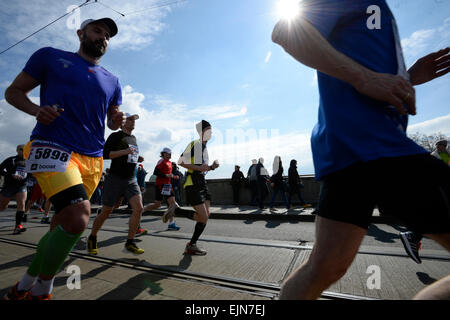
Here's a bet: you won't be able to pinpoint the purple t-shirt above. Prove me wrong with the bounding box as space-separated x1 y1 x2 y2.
23 47 122 157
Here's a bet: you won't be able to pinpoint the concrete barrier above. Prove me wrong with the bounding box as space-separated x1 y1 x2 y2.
143 175 320 206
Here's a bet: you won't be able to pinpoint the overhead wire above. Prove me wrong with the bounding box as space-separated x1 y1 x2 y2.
0 0 188 56
0 0 94 56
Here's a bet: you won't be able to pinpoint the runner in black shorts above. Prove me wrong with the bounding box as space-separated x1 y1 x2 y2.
177 120 219 255
87 113 146 255
0 144 29 234
273 1 450 300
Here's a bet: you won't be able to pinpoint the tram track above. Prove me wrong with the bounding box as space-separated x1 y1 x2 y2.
99 227 450 263
0 236 377 300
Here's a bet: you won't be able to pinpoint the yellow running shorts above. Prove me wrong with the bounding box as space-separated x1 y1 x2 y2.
24 140 103 199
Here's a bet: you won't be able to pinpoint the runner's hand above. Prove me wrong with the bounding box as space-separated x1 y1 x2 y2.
212 160 219 169
354 72 416 116
408 47 450 86
199 164 210 172
113 111 126 128
35 105 64 125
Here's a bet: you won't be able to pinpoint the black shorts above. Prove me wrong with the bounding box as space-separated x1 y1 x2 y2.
317 154 450 234
185 185 211 206
1 184 27 198
155 184 174 202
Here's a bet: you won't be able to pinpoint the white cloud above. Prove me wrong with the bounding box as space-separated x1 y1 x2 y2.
407 114 450 136
0 97 39 161
0 86 314 177
265 51 272 63
401 18 450 64
401 29 436 58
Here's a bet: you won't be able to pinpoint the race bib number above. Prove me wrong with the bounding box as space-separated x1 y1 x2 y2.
161 184 172 196
127 145 139 164
14 166 27 180
26 140 72 173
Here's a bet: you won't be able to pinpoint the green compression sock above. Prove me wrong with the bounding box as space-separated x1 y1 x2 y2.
39 225 82 277
27 231 51 277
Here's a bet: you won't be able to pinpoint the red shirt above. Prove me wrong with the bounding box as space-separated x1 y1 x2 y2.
155 158 172 186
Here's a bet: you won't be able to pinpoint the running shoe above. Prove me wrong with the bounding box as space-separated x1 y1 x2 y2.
185 242 207 256
41 216 50 224
125 242 144 254
303 203 313 208
136 227 148 236
3 282 30 300
39 208 44 213
87 236 99 255
13 224 26 235
27 293 52 300
168 222 180 231
162 204 179 223
400 231 422 264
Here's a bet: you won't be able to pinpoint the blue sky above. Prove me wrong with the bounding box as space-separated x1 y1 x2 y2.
0 0 449 179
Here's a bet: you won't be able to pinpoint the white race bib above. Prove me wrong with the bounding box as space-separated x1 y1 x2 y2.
127 145 139 164
14 166 27 180
26 140 72 173
161 184 172 196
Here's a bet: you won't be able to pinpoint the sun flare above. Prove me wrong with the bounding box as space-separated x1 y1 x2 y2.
276 0 301 21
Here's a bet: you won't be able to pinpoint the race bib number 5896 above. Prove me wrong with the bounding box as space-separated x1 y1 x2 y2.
26 140 72 173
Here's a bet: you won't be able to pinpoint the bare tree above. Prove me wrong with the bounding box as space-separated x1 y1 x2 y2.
408 132 449 153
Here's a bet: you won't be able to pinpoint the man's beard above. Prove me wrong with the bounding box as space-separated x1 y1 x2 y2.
80 34 106 59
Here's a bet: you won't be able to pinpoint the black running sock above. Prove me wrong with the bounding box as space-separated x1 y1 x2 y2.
190 222 206 245
88 235 97 242
15 211 24 226
175 207 196 220
126 239 134 246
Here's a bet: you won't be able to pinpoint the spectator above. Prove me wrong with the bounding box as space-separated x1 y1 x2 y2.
136 164 148 206
256 158 269 210
288 159 307 208
247 159 258 206
269 156 289 211
231 165 245 205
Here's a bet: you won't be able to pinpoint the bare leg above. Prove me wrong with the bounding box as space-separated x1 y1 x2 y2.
413 233 450 299
89 205 114 237
15 191 27 212
127 194 144 240
0 195 11 211
279 216 366 300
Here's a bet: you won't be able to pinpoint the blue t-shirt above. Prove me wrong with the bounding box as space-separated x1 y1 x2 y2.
23 47 122 157
299 0 427 180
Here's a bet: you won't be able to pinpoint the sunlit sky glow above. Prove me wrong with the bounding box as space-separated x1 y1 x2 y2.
0 1 449 179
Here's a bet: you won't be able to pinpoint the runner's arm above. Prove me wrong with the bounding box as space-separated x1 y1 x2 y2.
272 17 416 115
178 162 210 172
5 72 41 117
